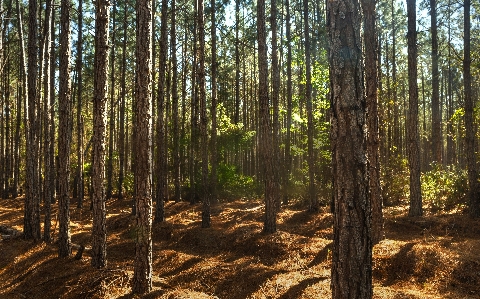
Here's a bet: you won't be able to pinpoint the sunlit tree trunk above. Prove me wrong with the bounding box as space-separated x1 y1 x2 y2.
118 2 127 200
407 0 423 217
58 0 73 257
106 3 116 200
430 0 441 164
271 0 281 211
257 0 276 234
91 0 110 269
132 0 153 293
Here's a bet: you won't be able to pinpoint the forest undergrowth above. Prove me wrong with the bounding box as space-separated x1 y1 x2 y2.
1 196 480 299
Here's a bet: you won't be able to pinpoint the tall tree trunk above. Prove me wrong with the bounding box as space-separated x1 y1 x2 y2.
133 0 153 293
43 0 53 242
328 0 372 295
118 1 127 199
362 0 383 245
58 0 73 257
464 0 478 217
91 0 110 269
198 0 209 228
407 0 423 217
189 1 199 205
303 0 316 211
257 0 276 234
391 0 400 155
271 0 281 211
24 0 41 241
106 3 116 200
154 0 168 223
49 2 56 204
75 0 84 208
210 0 217 205
171 0 180 203
430 0 441 164
283 0 292 205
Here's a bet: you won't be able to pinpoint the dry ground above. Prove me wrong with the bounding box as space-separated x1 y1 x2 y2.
1 196 480 299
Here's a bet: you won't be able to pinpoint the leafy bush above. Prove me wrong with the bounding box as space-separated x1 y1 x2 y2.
382 154 410 206
421 163 468 211
217 163 257 200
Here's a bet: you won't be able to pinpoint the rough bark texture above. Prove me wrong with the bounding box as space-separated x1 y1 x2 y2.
58 0 73 257
133 0 153 293
464 0 479 218
24 0 41 241
75 0 84 209
43 0 54 242
430 0 441 164
154 0 168 223
327 0 372 296
91 0 110 269
271 0 281 211
304 0 316 211
283 0 292 205
106 3 115 200
198 0 210 228
361 0 383 245
407 0 423 217
257 0 276 234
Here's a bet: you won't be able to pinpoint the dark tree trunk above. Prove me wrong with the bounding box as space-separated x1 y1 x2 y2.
58 0 73 257
210 0 217 205
271 0 281 211
91 0 110 269
257 0 276 234
42 0 53 242
283 0 292 205
327 0 372 295
118 1 127 200
106 3 116 200
75 0 84 208
303 0 316 211
430 0 441 164
24 0 41 241
361 0 383 245
132 0 153 293
171 0 180 203
154 0 168 223
407 0 423 217
464 0 479 217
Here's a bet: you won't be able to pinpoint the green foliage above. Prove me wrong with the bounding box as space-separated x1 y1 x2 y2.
382 153 410 206
217 163 256 200
421 163 468 212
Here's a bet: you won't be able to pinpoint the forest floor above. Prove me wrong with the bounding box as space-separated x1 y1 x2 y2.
1 196 480 299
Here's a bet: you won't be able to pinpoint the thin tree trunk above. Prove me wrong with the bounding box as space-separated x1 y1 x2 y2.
271 0 281 211
171 0 180 203
132 0 153 293
407 0 423 217
464 0 478 217
154 0 168 223
430 0 441 164
303 0 316 211
118 1 127 200
210 0 217 205
75 0 84 208
283 0 292 205
24 0 41 241
328 0 372 295
257 0 276 234
43 0 53 242
106 3 116 200
91 0 110 269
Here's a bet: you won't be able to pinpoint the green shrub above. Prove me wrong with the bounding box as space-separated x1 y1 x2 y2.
217 163 257 200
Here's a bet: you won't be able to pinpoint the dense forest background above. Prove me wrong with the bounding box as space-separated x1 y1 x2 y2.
0 0 480 297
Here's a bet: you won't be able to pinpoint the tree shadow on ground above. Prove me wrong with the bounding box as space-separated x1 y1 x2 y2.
308 241 333 268
278 277 328 299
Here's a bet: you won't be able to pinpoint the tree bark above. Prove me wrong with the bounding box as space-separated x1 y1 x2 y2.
106 3 116 200
328 0 372 295
257 0 276 234
171 0 181 203
464 0 478 217
132 0 153 293
24 0 41 241
210 0 217 205
283 0 292 205
118 1 127 200
430 0 441 164
75 0 84 208
91 0 110 269
407 0 423 217
58 0 73 257
361 0 383 245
